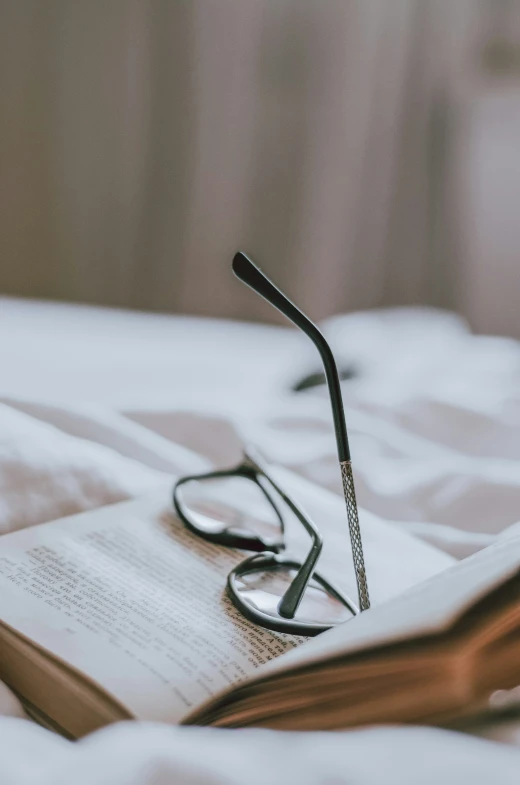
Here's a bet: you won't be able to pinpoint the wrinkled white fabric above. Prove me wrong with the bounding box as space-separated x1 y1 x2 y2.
1 296 520 783
1 721 520 785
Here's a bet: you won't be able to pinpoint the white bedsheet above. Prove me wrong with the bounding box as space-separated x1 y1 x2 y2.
1 295 520 783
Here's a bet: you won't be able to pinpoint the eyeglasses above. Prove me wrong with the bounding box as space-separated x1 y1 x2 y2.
174 447 358 635
173 252 370 636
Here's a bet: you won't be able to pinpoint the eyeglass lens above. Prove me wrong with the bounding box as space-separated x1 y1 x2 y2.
233 561 355 627
176 474 283 550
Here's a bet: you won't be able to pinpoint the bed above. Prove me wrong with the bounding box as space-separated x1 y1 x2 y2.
1 295 520 784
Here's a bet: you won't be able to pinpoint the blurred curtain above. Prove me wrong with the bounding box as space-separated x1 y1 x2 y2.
0 0 485 322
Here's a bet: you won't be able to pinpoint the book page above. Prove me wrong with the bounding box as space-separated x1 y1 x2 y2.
0 494 304 724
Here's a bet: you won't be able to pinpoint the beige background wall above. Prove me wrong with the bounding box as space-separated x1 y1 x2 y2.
1 0 519 334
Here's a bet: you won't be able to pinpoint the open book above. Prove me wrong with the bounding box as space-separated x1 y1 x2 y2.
0 467 517 738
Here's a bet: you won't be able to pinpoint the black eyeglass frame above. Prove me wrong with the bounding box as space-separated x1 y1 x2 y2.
173 450 359 636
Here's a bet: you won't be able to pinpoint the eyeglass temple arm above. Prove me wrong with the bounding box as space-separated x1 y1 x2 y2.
232 252 350 463
233 251 371 612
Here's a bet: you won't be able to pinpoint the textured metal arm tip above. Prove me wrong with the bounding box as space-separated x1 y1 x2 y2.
340 460 370 612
